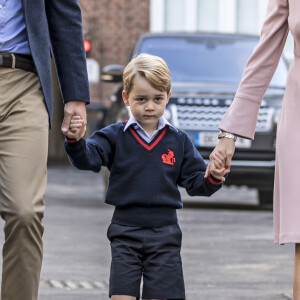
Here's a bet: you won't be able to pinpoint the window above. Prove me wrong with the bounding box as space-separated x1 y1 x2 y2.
138 35 287 87
165 0 185 31
197 0 219 32
151 0 270 36
236 0 260 34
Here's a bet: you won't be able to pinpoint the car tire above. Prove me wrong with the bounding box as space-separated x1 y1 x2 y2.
258 189 273 207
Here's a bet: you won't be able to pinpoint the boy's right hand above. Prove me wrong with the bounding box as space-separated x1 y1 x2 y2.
64 115 86 141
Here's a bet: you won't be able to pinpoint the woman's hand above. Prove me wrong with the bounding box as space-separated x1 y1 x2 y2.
207 151 228 181
205 137 236 179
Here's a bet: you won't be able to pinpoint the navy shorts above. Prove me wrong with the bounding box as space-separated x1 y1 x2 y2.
107 222 185 299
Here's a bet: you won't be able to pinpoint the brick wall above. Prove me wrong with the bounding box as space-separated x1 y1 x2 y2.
78 0 150 103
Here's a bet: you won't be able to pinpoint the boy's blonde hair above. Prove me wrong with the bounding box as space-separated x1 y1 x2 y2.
123 53 171 95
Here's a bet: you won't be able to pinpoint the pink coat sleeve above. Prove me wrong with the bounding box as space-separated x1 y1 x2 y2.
219 0 289 140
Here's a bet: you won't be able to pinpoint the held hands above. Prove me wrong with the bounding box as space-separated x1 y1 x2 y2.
64 115 86 140
61 100 87 140
204 137 236 181
205 150 229 181
213 137 236 170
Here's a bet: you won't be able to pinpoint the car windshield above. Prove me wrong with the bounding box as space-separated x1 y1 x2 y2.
138 36 287 88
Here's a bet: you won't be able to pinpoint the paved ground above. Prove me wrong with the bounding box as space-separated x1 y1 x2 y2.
0 166 295 299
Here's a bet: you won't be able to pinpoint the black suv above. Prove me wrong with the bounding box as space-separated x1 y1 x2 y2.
101 32 288 205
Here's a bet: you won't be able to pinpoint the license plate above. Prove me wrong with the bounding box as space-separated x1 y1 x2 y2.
194 132 251 148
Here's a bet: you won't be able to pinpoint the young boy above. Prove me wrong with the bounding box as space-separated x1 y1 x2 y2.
64 54 228 300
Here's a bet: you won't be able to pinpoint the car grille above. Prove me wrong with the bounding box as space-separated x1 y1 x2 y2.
169 97 274 132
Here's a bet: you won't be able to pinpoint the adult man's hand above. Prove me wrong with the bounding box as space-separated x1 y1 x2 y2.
61 100 87 139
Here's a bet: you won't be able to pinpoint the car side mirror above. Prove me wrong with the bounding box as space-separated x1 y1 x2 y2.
101 65 123 83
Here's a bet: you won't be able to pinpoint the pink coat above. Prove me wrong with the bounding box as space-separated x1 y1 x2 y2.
219 0 299 244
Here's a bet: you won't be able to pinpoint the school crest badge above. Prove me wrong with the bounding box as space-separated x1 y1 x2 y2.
161 149 176 165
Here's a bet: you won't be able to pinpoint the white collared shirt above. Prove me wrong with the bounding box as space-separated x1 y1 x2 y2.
124 116 177 143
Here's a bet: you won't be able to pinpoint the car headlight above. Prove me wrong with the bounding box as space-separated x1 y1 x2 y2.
109 94 117 102
163 107 172 121
273 108 281 124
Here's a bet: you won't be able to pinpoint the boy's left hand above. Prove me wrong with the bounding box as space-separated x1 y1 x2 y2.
204 150 229 181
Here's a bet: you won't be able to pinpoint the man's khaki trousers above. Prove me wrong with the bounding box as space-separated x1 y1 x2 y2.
0 68 49 300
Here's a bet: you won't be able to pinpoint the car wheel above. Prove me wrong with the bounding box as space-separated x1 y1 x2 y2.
258 189 273 206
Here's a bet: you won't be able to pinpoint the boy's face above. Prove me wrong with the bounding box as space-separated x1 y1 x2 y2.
122 75 171 134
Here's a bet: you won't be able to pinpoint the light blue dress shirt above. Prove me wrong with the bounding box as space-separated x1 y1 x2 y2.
0 0 31 54
124 116 177 143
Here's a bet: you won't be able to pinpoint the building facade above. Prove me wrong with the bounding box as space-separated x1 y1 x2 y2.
151 0 268 35
77 0 292 103
78 0 150 102
151 0 292 58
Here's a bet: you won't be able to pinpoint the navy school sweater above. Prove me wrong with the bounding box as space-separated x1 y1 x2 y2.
64 122 223 227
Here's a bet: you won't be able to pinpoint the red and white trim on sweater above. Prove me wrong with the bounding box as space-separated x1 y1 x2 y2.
64 137 77 143
129 126 167 151
207 174 222 185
